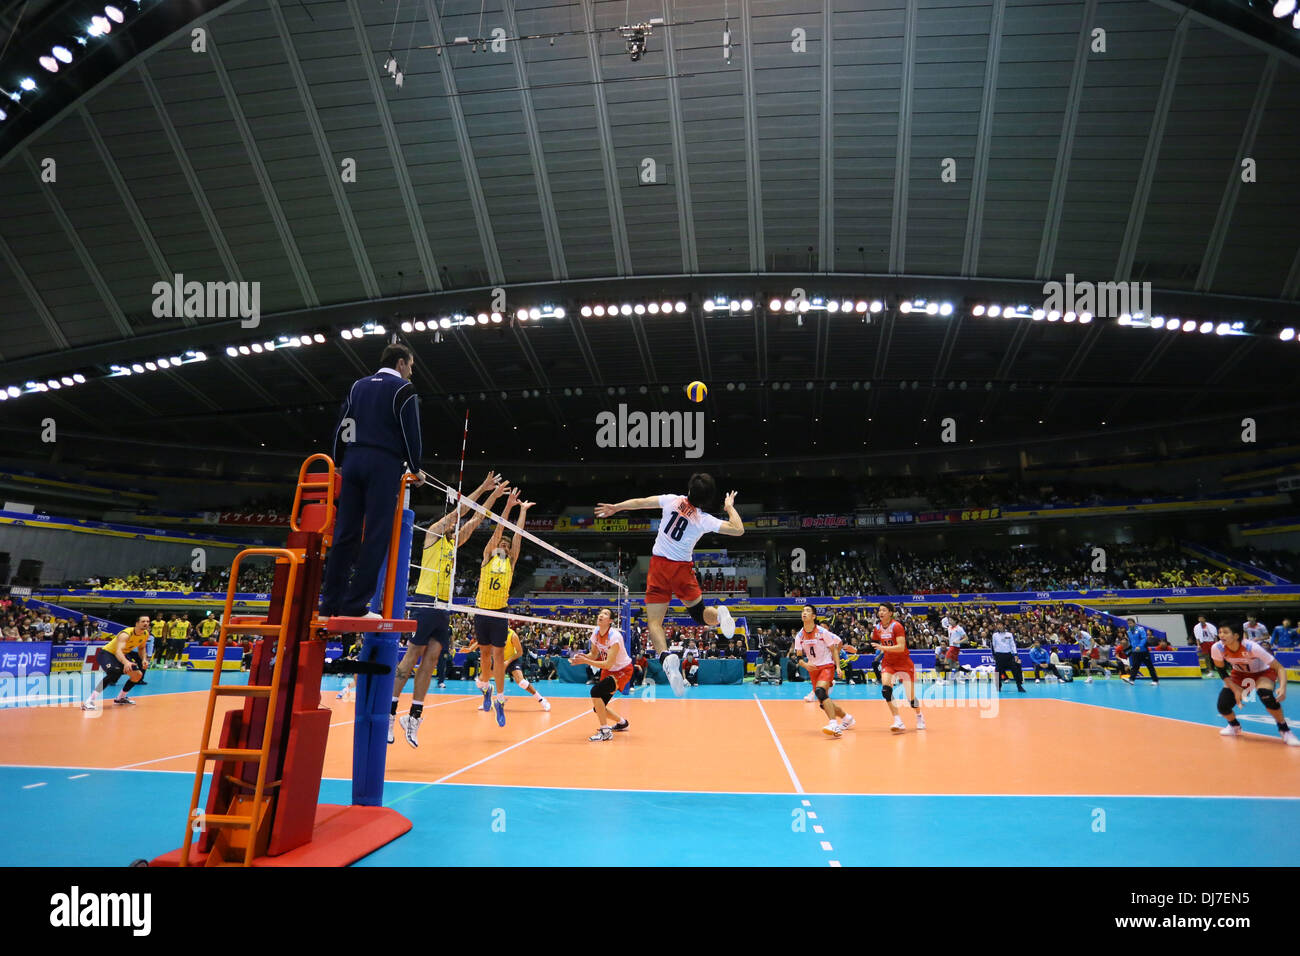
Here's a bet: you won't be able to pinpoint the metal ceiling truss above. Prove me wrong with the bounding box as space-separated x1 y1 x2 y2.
423 0 505 284
580 0 632 276
77 104 180 321
1195 55 1278 292
739 0 765 272
1115 15 1189 281
205 31 320 308
267 0 381 301
660 0 698 273
961 0 1005 276
888 0 918 275
817 0 834 272
501 0 566 281
1036 0 1098 280
22 150 134 338
137 62 243 283
343 0 444 292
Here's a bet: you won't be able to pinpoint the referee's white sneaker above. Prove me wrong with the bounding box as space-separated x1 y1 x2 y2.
662 653 687 697
717 604 736 639
1220 724 1242 736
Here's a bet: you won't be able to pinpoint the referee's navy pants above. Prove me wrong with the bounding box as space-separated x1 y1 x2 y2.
319 447 406 617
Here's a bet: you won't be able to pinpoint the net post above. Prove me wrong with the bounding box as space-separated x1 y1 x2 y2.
352 475 415 807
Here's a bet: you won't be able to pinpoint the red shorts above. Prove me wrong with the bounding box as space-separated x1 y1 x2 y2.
882 661 915 681
945 647 961 662
1228 667 1279 689
645 555 701 604
808 664 836 687
610 664 635 694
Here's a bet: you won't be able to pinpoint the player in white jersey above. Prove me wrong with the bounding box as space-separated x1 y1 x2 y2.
596 473 744 697
571 608 635 741
1243 616 1268 642
1211 622 1298 745
792 605 854 737
938 616 973 684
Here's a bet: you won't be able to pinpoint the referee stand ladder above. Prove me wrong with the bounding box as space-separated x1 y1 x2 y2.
149 454 418 867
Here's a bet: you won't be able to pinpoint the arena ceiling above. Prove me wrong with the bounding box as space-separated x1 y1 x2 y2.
0 0 1298 474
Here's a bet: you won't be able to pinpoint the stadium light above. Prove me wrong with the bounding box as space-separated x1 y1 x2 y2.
1273 0 1296 17
1281 328 1296 341
40 56 59 73
53 46 73 64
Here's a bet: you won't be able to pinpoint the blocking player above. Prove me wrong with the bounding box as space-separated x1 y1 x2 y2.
474 488 533 727
82 615 150 712
1212 622 1299 746
595 474 744 697
872 603 924 732
391 471 507 746
571 608 634 741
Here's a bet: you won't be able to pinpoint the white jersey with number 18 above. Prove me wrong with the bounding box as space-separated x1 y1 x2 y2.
652 494 723 562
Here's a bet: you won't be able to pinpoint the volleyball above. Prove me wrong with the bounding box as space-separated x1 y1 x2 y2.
685 381 708 402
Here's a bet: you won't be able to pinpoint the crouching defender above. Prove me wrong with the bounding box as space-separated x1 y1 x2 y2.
1212 622 1299 746
571 608 634 742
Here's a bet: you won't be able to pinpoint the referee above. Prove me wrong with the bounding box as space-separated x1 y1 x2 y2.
319 343 425 619
1121 617 1160 686
991 625 1025 693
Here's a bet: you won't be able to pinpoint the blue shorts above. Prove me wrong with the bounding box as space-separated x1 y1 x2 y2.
409 607 451 647
473 614 508 648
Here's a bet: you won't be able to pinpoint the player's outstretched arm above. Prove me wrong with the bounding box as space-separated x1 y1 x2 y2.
595 496 662 517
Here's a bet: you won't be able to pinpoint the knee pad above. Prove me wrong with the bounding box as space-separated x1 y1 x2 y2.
590 683 603 700
882 685 893 702
1217 687 1237 715
593 676 615 704
686 601 707 625
517 678 530 691
1257 688 1278 710
910 699 919 709
814 686 829 702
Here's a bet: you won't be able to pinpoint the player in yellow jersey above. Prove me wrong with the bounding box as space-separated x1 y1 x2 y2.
149 616 167 666
392 471 507 748
168 615 191 669
461 622 550 719
83 615 151 712
475 487 534 726
197 613 218 643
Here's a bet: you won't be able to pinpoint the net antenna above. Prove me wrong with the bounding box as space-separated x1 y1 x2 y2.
444 410 470 608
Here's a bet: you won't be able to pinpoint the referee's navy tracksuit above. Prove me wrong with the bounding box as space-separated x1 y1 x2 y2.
319 368 422 617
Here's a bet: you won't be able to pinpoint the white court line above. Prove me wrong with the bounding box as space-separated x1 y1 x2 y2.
829 860 841 867
753 695 804 794
113 695 478 770
68 773 88 780
431 711 589 785
22 782 46 789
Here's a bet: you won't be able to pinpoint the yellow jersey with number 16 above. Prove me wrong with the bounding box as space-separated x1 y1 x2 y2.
476 554 513 611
